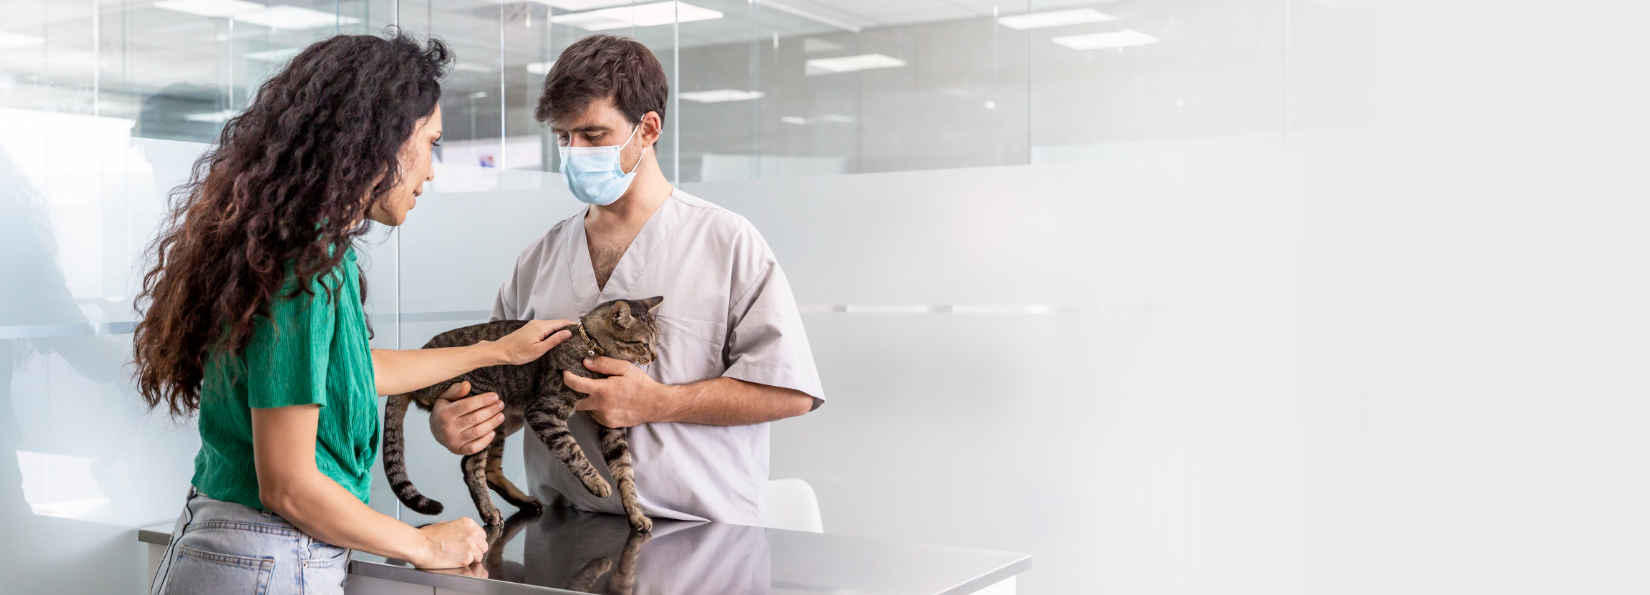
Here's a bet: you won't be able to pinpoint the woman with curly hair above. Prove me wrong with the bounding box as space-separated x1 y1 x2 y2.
135 33 572 594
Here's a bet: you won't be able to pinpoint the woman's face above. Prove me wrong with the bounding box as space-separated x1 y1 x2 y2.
369 104 443 227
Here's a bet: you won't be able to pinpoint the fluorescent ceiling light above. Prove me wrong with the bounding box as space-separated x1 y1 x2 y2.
802 37 844 53
184 109 238 123
818 114 855 123
532 0 635 9
526 61 555 75
552 2 722 31
998 8 1115 30
239 6 359 30
453 63 494 73
805 54 905 76
780 116 806 125
680 89 765 103
1053 29 1160 50
0 31 44 50
245 47 301 62
155 0 264 18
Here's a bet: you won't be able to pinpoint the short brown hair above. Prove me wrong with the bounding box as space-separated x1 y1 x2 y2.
536 35 668 128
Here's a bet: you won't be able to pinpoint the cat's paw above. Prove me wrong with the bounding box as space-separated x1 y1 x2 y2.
480 505 504 527
585 478 613 498
516 497 543 516
628 514 653 534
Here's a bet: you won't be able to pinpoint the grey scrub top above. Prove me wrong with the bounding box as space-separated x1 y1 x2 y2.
492 189 825 526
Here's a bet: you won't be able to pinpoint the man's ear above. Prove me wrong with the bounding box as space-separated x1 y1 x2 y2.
612 300 635 328
641 111 662 145
641 296 663 312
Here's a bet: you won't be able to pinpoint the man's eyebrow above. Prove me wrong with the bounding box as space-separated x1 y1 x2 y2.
553 124 611 134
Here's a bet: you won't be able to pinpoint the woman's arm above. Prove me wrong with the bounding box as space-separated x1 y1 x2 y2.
252 404 486 568
371 319 572 396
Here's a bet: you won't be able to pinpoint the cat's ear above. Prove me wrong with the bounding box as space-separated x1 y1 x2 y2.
613 300 636 328
641 296 664 312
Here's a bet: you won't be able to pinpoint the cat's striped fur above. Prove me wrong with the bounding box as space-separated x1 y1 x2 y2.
382 297 663 533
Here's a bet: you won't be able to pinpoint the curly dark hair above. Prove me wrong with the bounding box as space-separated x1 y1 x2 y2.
133 32 451 418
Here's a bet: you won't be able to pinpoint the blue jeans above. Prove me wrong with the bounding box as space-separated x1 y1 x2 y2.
149 487 351 595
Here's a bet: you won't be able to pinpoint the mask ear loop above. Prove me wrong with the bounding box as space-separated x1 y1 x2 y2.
619 122 648 176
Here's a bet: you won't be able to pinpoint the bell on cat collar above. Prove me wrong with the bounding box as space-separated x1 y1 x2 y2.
575 322 606 358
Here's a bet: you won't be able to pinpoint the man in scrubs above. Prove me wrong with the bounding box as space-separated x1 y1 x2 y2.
429 34 824 527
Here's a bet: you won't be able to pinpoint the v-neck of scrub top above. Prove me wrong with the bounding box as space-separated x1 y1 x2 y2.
566 193 689 312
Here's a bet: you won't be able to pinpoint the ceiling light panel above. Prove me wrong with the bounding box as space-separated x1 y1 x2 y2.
533 0 636 9
998 8 1115 30
154 0 265 18
235 5 360 30
1052 29 1160 50
680 89 765 103
805 54 906 76
526 61 556 75
552 2 723 31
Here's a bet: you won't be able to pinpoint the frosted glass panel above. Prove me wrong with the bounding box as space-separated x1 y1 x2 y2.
0 107 206 592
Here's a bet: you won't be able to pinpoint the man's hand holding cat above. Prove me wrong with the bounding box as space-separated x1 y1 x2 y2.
483 319 574 366
566 357 676 428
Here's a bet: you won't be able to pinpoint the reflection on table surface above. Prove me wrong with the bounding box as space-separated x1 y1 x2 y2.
366 505 1030 595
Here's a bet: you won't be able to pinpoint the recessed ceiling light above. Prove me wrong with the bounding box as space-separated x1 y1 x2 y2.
805 54 905 76
680 89 765 103
780 116 807 125
818 114 855 123
802 38 844 53
155 0 264 18
526 61 555 75
235 5 360 30
245 48 301 62
552 2 722 31
468 91 489 99
156 1 355 30
0 31 44 50
454 63 494 73
532 0 635 9
998 8 1115 30
1052 29 1160 50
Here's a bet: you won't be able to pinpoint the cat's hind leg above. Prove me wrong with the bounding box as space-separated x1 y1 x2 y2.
484 432 542 515
524 394 612 498
461 448 504 528
598 426 651 533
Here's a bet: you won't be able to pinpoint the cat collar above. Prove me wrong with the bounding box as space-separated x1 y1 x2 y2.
575 322 606 358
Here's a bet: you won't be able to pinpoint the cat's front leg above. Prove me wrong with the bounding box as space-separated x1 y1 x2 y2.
598 426 651 533
524 393 612 498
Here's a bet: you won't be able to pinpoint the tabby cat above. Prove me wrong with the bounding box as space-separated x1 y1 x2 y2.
383 297 663 533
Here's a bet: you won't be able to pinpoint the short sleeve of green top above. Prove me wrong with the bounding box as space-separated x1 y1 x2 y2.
191 248 379 510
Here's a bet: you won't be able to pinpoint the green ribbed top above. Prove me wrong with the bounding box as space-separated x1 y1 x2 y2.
191 248 379 510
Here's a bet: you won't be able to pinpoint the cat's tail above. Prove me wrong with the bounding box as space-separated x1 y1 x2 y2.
384 393 444 516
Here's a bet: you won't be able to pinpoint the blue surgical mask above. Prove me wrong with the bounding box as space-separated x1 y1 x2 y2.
559 123 646 206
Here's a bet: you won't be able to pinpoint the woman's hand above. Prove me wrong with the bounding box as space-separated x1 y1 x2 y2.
482 319 573 366
413 518 489 569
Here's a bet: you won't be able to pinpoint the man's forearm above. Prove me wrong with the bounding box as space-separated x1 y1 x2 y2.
657 377 814 425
